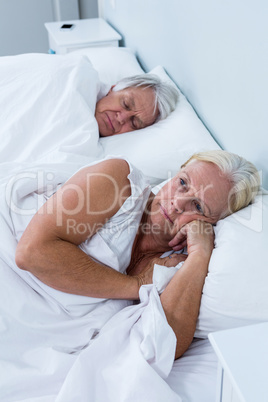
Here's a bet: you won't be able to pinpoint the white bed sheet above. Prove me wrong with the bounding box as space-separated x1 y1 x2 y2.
0 163 218 402
0 52 218 402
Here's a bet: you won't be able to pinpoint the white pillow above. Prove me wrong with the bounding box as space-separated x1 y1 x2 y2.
100 66 220 185
72 46 144 87
195 194 268 338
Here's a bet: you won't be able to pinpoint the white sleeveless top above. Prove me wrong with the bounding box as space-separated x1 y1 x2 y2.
10 157 151 315
79 159 151 273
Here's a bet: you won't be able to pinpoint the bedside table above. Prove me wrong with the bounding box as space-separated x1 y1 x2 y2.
44 18 122 54
208 322 268 402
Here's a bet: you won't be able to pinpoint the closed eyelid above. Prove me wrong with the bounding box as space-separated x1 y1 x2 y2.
121 99 143 129
132 116 143 130
131 117 137 129
123 100 130 110
123 95 135 109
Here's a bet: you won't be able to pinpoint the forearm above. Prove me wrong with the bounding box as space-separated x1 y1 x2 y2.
160 252 210 359
16 238 140 300
15 159 138 299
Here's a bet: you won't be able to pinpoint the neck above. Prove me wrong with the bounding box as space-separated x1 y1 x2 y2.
127 196 171 275
134 195 170 255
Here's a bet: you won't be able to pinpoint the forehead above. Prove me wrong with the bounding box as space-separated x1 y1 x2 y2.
179 160 231 218
120 86 158 122
123 85 155 101
181 160 223 185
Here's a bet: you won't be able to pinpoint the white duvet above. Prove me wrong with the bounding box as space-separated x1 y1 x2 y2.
0 173 217 401
0 53 103 170
0 53 217 402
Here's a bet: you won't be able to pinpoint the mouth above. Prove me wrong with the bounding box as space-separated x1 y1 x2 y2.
160 205 173 224
106 113 115 132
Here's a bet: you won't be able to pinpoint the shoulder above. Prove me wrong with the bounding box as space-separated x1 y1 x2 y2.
76 158 130 188
63 158 131 214
84 158 130 178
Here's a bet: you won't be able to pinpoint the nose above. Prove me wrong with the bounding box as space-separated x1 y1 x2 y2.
171 197 185 214
172 189 195 214
117 110 131 125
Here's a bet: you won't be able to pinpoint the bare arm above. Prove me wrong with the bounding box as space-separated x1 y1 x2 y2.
127 226 211 361
127 224 212 360
15 159 141 300
160 220 214 359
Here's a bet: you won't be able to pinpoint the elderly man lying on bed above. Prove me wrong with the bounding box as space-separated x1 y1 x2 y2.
95 74 179 136
15 150 260 361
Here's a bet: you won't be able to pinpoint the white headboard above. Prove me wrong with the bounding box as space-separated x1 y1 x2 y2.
99 0 268 189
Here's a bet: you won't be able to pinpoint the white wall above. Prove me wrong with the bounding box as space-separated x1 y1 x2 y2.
100 0 268 189
0 0 98 56
0 0 54 55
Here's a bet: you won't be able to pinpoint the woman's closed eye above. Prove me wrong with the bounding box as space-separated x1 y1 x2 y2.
131 117 138 130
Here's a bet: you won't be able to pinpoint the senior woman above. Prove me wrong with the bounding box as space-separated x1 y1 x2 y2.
15 150 260 359
95 74 179 136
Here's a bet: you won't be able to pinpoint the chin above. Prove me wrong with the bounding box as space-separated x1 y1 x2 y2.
98 125 108 137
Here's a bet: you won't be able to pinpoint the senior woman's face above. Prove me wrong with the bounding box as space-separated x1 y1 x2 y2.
95 86 159 137
149 160 232 246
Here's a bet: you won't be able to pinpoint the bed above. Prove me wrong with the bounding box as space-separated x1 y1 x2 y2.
0 28 268 402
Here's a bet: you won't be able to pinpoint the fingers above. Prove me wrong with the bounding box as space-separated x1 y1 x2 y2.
184 220 215 256
172 240 187 252
168 225 186 249
168 226 187 249
168 220 214 251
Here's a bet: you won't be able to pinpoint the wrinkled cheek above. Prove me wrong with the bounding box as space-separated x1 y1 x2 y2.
175 213 214 231
148 217 174 240
173 213 199 231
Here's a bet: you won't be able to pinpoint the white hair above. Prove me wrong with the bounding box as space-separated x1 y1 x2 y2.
183 150 261 216
113 73 179 121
